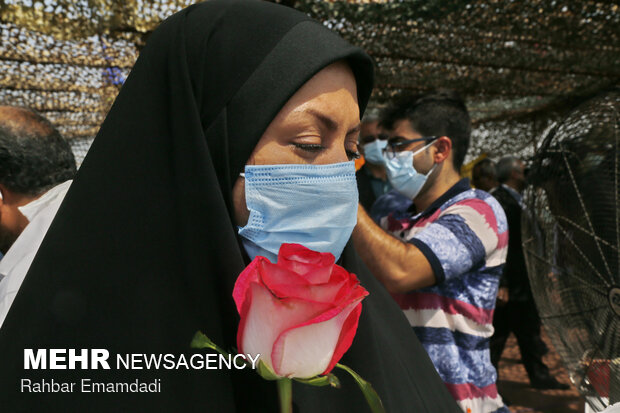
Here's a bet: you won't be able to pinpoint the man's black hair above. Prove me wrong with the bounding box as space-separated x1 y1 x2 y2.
379 90 471 170
472 158 497 180
0 107 76 197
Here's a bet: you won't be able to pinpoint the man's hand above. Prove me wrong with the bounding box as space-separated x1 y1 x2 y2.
352 205 436 293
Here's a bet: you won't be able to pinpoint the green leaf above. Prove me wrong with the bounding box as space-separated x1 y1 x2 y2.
295 373 341 388
190 331 230 358
335 363 386 413
257 360 280 381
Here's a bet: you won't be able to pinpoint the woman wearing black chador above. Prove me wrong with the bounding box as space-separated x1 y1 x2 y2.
0 1 460 412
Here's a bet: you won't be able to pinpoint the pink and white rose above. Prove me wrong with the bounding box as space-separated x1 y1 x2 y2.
233 243 368 379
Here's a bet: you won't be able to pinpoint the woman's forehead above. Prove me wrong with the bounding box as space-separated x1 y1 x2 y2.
279 62 359 120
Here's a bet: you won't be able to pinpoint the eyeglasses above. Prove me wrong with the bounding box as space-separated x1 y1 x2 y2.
382 136 439 159
359 133 390 144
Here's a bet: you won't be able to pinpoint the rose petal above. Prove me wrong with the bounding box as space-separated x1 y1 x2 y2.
271 299 363 378
278 243 331 265
233 256 268 314
238 282 332 374
333 271 366 304
278 243 335 283
328 265 353 286
260 261 310 290
260 261 348 303
322 302 363 375
269 281 349 304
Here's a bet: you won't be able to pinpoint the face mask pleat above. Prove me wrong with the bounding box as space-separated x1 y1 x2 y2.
238 161 358 262
384 141 436 200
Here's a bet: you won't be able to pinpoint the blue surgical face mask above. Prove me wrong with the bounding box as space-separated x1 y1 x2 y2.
238 161 358 263
384 141 436 199
363 140 387 164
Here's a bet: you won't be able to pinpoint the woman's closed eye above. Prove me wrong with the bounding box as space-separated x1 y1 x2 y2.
292 142 360 161
346 149 361 160
292 142 324 153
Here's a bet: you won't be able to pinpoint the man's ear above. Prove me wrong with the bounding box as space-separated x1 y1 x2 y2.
432 136 452 164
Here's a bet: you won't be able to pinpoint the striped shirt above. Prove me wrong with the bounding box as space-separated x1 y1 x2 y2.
379 179 509 413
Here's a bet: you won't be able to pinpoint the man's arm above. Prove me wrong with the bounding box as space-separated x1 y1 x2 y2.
352 205 436 293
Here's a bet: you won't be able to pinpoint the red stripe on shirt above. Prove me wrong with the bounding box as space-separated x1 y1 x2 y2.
392 291 494 325
444 381 499 401
496 230 509 249
453 198 500 234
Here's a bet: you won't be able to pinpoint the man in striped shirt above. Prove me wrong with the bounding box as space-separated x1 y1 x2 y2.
353 91 509 413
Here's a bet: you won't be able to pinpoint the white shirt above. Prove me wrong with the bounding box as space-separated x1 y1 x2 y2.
0 180 72 328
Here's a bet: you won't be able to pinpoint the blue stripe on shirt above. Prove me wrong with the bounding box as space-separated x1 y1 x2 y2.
420 266 503 310
413 326 490 351
434 213 487 270
420 341 498 387
413 222 474 282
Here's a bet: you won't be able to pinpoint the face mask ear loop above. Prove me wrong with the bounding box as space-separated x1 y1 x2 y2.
239 172 245 178
411 140 437 174
426 162 438 178
412 140 436 157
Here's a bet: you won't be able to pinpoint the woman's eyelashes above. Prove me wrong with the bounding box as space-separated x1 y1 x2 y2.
292 142 324 153
292 142 360 161
346 149 361 160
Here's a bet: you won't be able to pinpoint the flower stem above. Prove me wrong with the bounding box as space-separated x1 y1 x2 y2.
277 378 292 413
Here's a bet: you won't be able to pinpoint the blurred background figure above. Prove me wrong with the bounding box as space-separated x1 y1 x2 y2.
364 101 418 222
356 111 391 213
472 158 498 193
0 105 76 327
490 156 568 390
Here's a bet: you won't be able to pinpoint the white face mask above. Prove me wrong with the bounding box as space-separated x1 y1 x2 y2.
383 141 436 199
362 139 387 164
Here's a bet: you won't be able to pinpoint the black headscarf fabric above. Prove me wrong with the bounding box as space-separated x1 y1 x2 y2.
0 1 460 412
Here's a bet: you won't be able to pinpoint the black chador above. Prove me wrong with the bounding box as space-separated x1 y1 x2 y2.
0 1 460 412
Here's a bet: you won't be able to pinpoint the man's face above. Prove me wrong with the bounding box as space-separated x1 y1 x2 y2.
383 119 440 200
0 213 20 255
358 120 384 156
387 119 435 175
0 187 28 255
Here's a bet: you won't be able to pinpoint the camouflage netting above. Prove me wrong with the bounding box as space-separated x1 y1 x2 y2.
1 0 619 165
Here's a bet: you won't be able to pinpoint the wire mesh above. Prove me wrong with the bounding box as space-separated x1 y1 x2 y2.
522 88 620 410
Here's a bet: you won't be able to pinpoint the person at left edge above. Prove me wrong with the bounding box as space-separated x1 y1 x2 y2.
0 106 75 328
0 2 462 412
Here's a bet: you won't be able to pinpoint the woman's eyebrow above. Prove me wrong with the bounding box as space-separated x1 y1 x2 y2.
304 108 360 135
347 124 361 135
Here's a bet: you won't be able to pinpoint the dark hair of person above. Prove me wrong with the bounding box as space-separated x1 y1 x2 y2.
379 90 471 170
496 156 520 183
472 158 497 180
0 107 76 196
